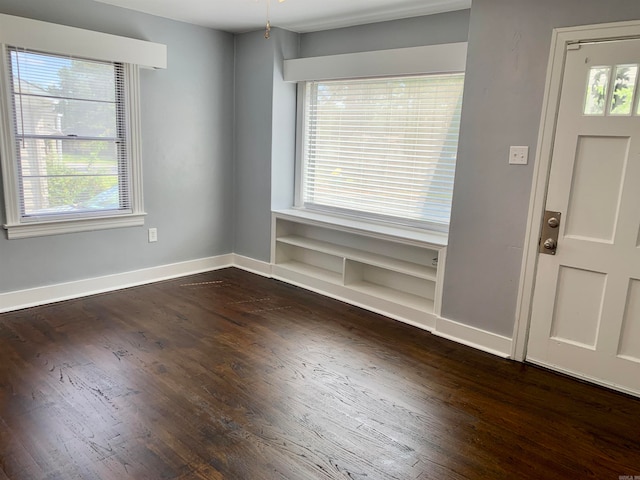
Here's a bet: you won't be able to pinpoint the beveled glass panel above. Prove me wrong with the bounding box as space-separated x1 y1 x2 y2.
584 66 611 115
610 64 638 116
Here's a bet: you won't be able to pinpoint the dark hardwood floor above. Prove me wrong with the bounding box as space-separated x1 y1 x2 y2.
1 268 639 479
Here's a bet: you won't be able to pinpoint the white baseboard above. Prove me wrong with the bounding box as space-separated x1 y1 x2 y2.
272 268 512 359
0 254 514 361
0 254 234 313
232 254 272 277
272 270 437 332
434 316 513 358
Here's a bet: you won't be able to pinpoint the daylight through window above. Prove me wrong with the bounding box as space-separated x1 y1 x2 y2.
7 48 129 219
301 73 465 230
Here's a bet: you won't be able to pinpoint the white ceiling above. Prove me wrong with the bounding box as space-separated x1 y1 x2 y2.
92 0 471 34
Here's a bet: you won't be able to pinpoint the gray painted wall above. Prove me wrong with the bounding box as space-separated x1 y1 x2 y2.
299 10 471 58
0 0 235 293
271 29 299 212
442 0 640 337
232 14 471 262
4 0 640 344
233 28 298 262
233 30 275 261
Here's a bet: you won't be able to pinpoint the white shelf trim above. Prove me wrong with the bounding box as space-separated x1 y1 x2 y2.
273 209 448 248
275 261 343 285
277 235 437 280
347 281 435 312
272 212 443 324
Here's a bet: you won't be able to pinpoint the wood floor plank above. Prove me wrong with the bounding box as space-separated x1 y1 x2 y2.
1 268 639 479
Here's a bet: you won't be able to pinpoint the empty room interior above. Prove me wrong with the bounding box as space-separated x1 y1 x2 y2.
1 0 640 478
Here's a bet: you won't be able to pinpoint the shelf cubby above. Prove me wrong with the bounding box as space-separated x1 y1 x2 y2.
271 210 447 330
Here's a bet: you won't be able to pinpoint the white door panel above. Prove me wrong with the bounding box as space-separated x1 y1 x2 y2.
527 37 640 395
619 280 640 361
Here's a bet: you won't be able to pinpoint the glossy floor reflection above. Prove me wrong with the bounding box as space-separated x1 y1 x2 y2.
1 268 639 479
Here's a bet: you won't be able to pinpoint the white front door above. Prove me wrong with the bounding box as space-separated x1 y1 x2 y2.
527 37 640 396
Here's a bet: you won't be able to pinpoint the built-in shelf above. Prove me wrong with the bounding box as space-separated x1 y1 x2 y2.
348 281 435 312
271 210 447 330
274 260 342 285
277 235 438 281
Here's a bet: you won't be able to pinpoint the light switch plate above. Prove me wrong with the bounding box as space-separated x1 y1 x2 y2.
509 146 529 165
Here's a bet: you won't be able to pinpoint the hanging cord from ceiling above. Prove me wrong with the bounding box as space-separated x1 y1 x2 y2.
265 0 286 39
265 0 271 39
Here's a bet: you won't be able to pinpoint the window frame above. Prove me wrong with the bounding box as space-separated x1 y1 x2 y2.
0 13 166 239
295 73 464 232
0 48 144 239
287 43 467 235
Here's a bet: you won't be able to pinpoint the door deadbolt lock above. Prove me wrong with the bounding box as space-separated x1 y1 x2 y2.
539 211 561 255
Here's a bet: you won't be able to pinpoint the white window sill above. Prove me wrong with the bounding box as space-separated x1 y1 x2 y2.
273 208 448 248
3 213 146 239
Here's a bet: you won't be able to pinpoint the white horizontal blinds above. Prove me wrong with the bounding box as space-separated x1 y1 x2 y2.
8 47 129 219
303 73 464 228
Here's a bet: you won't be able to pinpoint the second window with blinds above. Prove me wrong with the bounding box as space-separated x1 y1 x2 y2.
298 73 465 232
0 44 146 238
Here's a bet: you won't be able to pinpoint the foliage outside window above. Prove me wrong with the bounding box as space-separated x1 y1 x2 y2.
584 64 639 116
8 48 128 219
300 73 465 231
0 43 147 239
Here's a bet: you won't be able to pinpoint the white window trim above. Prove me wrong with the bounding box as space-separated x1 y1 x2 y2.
0 14 167 69
0 14 166 239
287 43 467 234
284 43 467 82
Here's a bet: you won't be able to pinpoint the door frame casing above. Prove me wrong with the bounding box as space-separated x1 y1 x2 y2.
513 20 640 362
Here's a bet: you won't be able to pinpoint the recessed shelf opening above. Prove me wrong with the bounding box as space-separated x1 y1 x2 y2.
271 211 446 328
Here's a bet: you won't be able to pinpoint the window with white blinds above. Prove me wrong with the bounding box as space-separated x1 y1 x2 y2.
301 73 465 230
7 48 129 219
